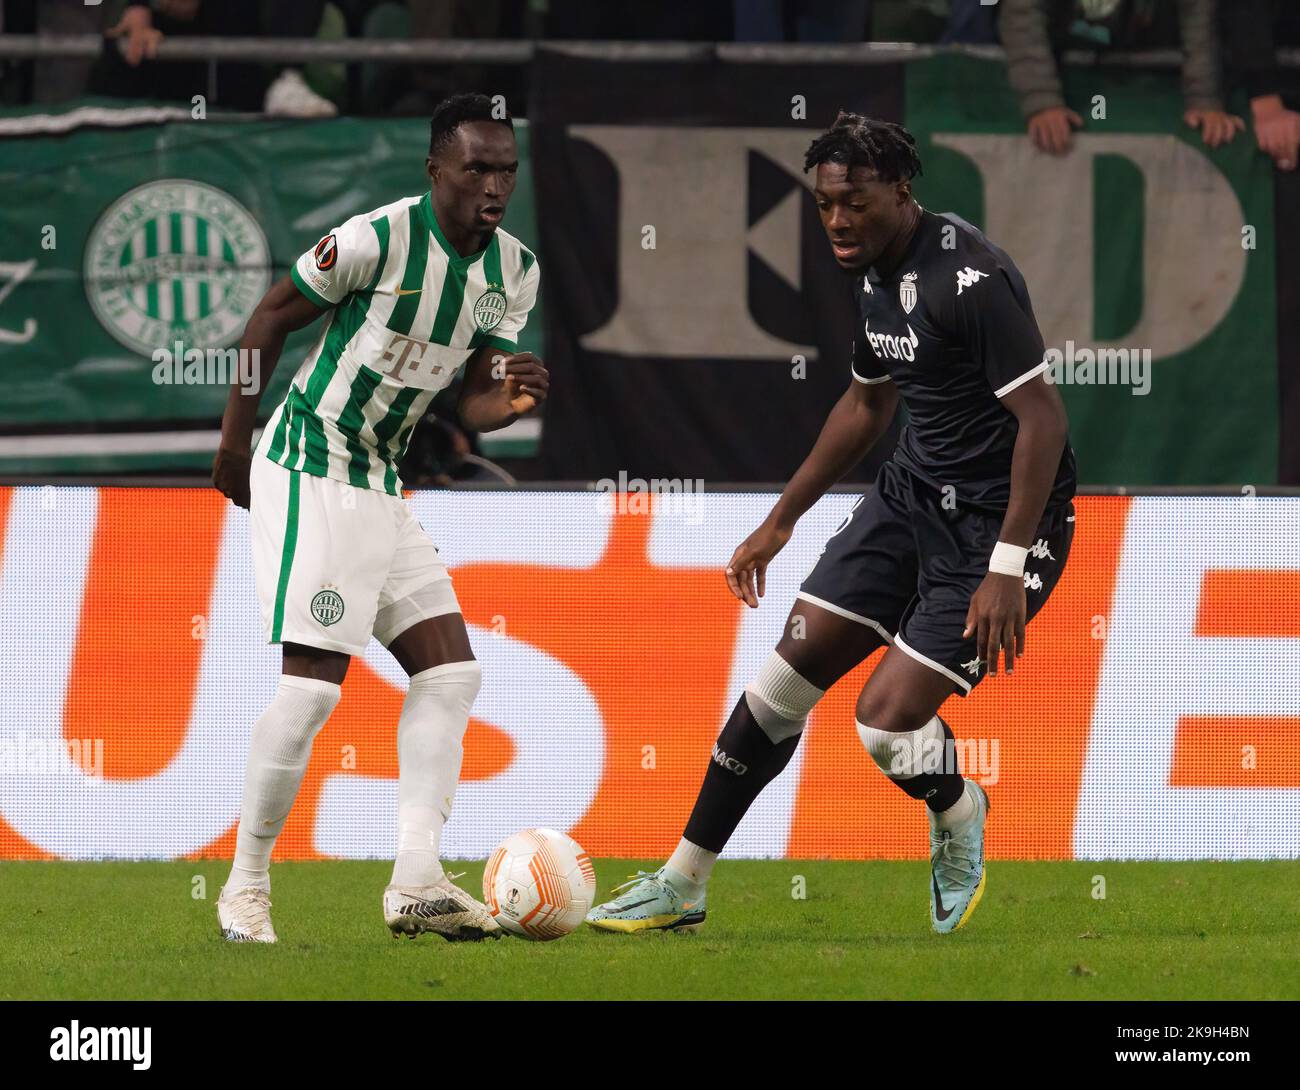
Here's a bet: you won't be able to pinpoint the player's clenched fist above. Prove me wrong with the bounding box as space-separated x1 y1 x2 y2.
725 520 791 608
212 446 252 509
498 352 549 415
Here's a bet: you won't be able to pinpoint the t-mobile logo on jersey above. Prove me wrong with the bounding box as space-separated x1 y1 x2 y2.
381 332 446 380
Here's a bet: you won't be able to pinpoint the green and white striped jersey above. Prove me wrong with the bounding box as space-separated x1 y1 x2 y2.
258 192 539 495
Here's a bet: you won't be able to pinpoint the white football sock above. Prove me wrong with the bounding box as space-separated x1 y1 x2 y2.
390 660 482 889
665 838 717 891
933 779 977 830
857 716 945 777
226 674 340 894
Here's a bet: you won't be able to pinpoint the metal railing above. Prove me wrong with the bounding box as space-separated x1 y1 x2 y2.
5 33 1297 66
4 34 1295 112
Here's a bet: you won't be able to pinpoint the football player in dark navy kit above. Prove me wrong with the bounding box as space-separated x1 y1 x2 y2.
587 112 1075 937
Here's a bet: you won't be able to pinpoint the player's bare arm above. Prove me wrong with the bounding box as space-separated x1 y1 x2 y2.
726 377 898 608
962 375 1070 676
212 276 327 508
457 346 549 432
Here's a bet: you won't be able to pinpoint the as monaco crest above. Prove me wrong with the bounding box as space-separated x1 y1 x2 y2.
899 271 918 314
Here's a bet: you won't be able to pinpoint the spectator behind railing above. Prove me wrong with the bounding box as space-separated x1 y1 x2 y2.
263 0 337 118
88 0 266 111
942 0 1001 44
1222 0 1300 172
1000 0 1241 155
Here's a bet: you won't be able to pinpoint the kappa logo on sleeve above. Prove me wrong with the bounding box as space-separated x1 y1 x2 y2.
314 234 338 272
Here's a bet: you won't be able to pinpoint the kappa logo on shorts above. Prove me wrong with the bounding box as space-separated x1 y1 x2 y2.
961 656 984 676
310 587 345 626
1024 572 1044 591
1029 538 1055 560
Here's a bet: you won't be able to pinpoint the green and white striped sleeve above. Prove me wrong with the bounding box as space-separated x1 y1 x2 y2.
290 214 382 309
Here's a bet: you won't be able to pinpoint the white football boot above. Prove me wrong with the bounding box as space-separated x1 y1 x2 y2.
217 885 277 944
383 874 502 942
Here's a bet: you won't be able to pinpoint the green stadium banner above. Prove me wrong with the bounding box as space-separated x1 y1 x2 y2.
532 53 1282 487
0 55 1288 485
0 103 543 475
904 56 1279 488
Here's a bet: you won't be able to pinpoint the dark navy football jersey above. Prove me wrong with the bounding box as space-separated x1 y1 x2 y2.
851 208 1077 512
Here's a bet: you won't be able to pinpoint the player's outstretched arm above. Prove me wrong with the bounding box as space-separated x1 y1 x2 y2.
213 275 327 508
457 345 549 433
726 379 898 607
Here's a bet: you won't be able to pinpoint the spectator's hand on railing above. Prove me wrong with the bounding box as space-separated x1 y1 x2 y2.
1183 108 1245 150
1249 95 1300 172
1027 106 1082 155
107 5 163 68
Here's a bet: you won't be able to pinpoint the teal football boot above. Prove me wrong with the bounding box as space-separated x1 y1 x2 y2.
586 868 707 934
929 780 989 934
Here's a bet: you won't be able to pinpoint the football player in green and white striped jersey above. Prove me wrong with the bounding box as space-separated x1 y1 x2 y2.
211 94 547 945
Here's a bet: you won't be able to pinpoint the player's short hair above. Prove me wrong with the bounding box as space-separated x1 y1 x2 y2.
803 111 922 184
428 93 514 158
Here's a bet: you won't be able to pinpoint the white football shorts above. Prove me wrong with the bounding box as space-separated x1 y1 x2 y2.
249 453 461 655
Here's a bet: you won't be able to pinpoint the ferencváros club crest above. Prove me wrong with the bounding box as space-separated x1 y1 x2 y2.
473 283 507 332
899 271 918 314
84 179 271 357
310 588 345 627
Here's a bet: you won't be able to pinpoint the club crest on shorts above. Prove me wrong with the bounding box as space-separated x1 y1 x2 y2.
473 283 508 332
899 271 918 314
311 587 345 627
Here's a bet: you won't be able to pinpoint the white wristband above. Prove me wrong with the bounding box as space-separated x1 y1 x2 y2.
989 541 1029 577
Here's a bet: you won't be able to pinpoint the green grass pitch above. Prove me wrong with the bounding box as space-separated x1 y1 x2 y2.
2 860 1297 1000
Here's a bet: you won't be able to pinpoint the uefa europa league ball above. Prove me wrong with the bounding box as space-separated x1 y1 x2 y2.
482 828 597 940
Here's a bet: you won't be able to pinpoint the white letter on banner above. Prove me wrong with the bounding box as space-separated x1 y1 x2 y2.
1074 497 1300 859
0 491 253 858
931 134 1245 360
312 491 612 859
574 126 819 361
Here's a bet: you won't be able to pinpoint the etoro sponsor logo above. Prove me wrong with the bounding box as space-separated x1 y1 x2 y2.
84 179 271 357
864 319 919 362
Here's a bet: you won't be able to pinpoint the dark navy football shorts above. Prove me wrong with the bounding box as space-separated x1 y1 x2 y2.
798 460 1074 694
